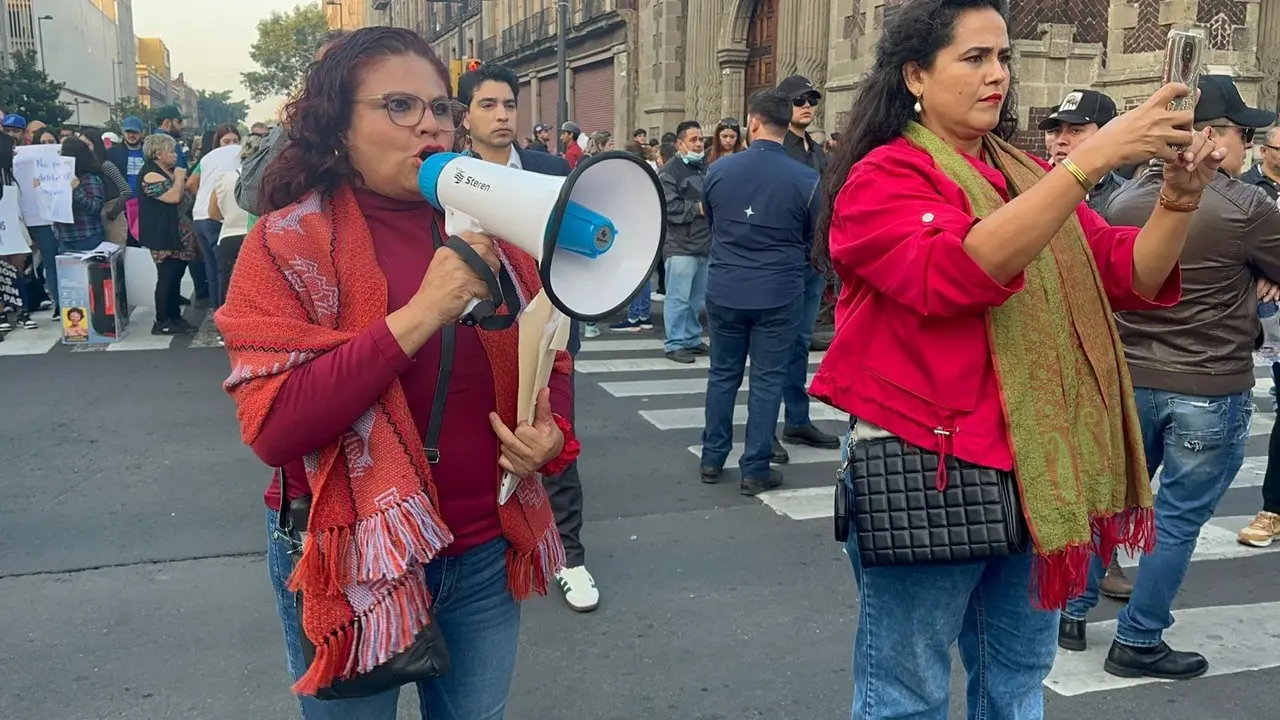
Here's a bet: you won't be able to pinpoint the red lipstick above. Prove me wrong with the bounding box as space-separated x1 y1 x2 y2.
981 93 1004 104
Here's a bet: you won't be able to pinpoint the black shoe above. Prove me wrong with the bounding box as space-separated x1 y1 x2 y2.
1058 616 1086 652
171 317 198 334
783 424 841 449
152 321 185 336
699 465 722 484
1103 641 1208 680
740 469 783 496
771 437 790 464
665 349 695 364
177 295 191 306
690 342 710 356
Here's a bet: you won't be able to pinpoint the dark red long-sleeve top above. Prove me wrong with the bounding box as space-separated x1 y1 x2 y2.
256 189 574 555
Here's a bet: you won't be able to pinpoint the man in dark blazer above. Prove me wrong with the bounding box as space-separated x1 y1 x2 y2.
457 63 598 613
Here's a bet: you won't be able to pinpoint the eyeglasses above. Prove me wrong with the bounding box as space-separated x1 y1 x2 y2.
793 95 819 108
1262 144 1280 152
355 93 462 129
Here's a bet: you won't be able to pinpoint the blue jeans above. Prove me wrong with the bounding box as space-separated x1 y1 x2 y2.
662 255 708 353
627 279 651 322
783 266 826 428
1063 387 1251 646
841 434 1058 720
29 225 58 312
701 296 801 478
266 508 521 719
195 219 223 307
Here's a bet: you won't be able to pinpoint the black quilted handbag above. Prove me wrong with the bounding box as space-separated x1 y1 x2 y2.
840 436 1029 567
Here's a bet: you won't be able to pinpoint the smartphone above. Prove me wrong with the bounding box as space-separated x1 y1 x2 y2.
1163 28 1204 114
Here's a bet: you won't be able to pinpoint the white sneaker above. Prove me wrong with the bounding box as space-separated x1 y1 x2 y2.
555 565 600 612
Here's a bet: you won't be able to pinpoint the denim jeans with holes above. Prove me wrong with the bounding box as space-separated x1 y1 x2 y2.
1063 388 1251 646
841 429 1059 720
266 508 520 719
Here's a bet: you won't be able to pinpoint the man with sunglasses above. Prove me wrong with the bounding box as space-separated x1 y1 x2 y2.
1060 74 1280 680
1241 126 1280 204
771 75 840 461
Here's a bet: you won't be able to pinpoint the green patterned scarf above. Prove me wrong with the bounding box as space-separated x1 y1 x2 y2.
902 122 1155 608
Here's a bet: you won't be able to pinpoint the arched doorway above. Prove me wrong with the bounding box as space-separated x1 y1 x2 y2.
743 0 778 115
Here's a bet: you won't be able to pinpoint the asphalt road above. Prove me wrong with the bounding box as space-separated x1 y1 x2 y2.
1 310 1277 720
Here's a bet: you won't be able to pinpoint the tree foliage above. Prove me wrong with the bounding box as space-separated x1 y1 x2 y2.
197 89 250 129
0 50 72 127
242 3 329 102
105 98 153 134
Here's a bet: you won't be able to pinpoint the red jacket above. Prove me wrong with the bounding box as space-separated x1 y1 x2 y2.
564 142 583 169
808 138 1181 471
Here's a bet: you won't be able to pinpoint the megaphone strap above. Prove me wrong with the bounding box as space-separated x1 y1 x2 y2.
442 232 521 332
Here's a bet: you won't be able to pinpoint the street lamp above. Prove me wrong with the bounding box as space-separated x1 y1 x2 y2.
112 60 124 104
36 15 53 72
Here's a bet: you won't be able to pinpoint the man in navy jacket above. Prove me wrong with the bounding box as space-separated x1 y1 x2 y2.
699 89 821 496
458 63 598 613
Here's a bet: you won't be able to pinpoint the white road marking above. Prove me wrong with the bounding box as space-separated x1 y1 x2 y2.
578 338 706 353
640 402 846 430
103 307 174 351
0 323 62 356
686 443 841 467
1045 601 1280 696
602 374 817 398
576 352 826 374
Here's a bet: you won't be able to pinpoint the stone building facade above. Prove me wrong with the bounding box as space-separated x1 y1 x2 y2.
351 0 1279 153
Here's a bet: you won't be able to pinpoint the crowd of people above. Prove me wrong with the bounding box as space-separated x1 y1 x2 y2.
0 104 272 339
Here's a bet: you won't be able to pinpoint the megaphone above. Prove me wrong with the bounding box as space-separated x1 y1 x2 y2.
418 150 667 321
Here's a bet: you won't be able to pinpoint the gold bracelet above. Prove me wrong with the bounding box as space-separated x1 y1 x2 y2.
1059 158 1095 194
1158 191 1200 213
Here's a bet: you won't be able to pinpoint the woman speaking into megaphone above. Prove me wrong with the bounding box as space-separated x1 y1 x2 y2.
214 26 580 719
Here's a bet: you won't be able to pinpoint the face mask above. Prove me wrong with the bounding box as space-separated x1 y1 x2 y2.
682 150 704 163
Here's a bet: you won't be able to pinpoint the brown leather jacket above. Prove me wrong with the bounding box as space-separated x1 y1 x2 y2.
1100 169 1280 396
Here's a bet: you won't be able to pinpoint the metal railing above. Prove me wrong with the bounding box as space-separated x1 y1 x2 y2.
498 7 555 56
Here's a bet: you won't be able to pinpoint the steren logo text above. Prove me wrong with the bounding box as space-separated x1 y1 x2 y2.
452 169 492 192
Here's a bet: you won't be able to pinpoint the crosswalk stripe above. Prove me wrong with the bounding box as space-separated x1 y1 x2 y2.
576 352 825 374
0 323 62 356
1044 601 1280 696
579 337 705 353
602 373 818 398
640 402 846 430
686 443 840 466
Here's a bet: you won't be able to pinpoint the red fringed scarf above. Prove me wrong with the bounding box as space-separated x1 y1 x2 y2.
218 184 573 695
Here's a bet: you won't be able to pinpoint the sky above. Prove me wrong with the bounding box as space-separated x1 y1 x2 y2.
130 0 307 123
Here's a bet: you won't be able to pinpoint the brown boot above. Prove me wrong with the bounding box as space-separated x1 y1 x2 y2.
1099 558 1132 601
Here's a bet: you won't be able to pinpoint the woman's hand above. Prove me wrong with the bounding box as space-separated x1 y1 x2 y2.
412 230 501 326
1075 83 1196 173
70 176 80 189
489 388 565 478
1161 129 1227 202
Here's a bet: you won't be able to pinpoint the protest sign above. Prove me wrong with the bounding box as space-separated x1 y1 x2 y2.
0 188 29 255
13 146 74 224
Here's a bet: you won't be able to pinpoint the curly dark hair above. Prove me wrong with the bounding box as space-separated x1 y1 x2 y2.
258 26 451 213
813 0 1016 269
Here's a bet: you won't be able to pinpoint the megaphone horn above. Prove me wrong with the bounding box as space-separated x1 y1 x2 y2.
418 150 667 321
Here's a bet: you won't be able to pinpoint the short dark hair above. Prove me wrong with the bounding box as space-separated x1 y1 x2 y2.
675 120 701 140
660 132 677 144
458 63 519 109
747 90 791 132
632 128 646 137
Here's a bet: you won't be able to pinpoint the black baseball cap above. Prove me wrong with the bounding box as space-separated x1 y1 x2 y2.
776 75 821 102
1038 90 1117 130
1194 74 1277 128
